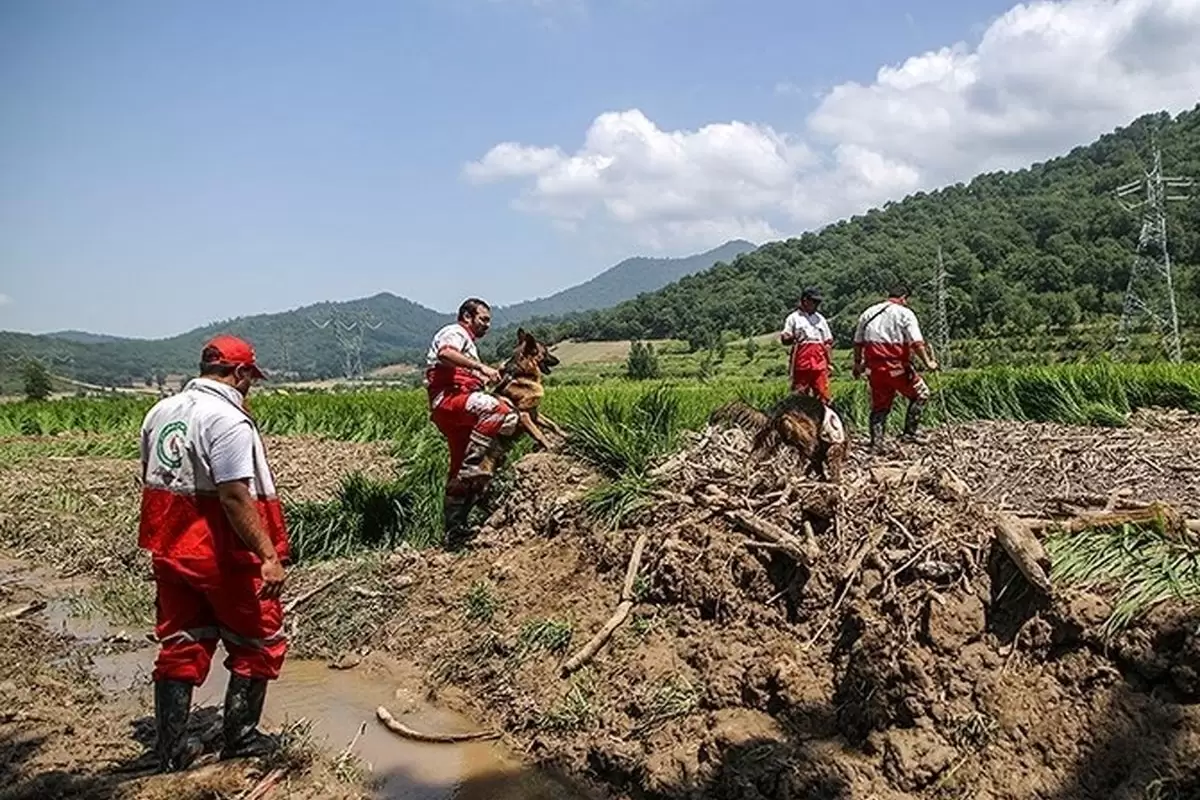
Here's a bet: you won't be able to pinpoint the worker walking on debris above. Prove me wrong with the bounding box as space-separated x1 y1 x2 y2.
424 298 518 547
138 335 290 772
780 286 834 405
852 284 939 451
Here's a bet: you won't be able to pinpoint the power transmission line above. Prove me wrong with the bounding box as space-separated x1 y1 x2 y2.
1113 143 1194 363
932 245 952 368
309 310 382 380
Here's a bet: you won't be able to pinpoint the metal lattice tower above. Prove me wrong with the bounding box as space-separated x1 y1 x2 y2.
932 245 952 368
311 311 381 379
1114 146 1194 363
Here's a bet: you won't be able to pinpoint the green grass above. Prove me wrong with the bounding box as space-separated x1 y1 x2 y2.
1046 522 1200 636
4 362 1200 559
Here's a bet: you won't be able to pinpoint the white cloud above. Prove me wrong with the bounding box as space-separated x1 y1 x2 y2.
0 293 11 307
466 0 1200 252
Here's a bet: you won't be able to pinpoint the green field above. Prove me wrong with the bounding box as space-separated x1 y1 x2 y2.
3 362 1198 560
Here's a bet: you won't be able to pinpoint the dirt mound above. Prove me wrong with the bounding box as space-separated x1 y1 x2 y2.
380 422 1200 799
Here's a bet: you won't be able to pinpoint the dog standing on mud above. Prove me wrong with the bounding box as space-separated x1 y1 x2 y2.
710 393 848 483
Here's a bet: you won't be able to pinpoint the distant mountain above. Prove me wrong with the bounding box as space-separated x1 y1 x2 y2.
0 293 450 387
45 330 132 345
491 240 757 327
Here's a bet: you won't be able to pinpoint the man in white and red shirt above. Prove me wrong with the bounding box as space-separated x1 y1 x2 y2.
852 284 939 451
138 335 288 772
425 298 517 545
780 286 834 405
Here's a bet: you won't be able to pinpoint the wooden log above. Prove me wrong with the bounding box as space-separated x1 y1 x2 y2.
994 513 1053 595
0 600 46 622
375 706 499 743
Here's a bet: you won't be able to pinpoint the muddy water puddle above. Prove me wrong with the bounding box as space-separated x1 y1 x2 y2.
90 648 584 798
9 564 588 800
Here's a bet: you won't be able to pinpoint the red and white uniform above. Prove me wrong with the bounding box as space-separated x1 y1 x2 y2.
853 300 930 412
782 310 833 404
424 323 517 482
139 378 289 685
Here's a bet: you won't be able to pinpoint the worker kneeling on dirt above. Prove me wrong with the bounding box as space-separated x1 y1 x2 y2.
780 286 834 405
852 284 939 451
424 298 518 547
138 336 289 772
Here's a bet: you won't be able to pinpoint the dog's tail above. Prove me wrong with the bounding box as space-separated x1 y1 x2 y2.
710 400 771 432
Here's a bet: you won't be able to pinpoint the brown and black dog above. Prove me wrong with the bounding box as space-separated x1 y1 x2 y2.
493 327 566 450
710 393 848 483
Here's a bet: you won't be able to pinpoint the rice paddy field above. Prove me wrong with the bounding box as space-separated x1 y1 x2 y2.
2 362 1199 562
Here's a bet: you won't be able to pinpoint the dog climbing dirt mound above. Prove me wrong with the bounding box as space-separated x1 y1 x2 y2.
383 413 1200 800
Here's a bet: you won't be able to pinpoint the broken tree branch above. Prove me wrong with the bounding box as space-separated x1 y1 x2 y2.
282 570 348 614
993 512 1053 595
561 532 649 675
0 600 46 622
725 510 816 564
375 706 499 743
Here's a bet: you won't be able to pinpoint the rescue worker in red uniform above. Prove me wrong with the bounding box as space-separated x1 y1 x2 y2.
780 286 834 405
852 285 939 452
138 336 289 772
424 298 518 546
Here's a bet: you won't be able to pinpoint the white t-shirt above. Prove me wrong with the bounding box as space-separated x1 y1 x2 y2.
782 310 832 344
426 323 478 367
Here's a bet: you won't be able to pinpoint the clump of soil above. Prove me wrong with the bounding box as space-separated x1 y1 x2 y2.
374 418 1200 799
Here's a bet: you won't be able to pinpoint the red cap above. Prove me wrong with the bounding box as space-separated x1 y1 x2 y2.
202 335 266 379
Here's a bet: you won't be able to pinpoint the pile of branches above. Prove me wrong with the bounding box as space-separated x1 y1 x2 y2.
558 422 1200 672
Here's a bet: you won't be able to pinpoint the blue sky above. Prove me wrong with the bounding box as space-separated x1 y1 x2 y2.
2 0 1198 338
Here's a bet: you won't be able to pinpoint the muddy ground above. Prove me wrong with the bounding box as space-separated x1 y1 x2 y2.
2 411 1200 798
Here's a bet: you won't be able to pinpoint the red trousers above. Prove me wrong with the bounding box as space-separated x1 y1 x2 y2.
867 363 930 413
430 390 518 482
791 368 831 405
151 558 286 685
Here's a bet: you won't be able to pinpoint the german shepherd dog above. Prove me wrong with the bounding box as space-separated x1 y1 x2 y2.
493 328 566 450
710 393 847 483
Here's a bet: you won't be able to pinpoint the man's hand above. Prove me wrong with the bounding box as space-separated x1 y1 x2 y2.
852 363 866 379
258 556 286 599
479 364 502 384
925 359 940 372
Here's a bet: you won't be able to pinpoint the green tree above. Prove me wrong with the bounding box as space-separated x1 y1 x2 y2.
625 340 660 380
22 360 52 401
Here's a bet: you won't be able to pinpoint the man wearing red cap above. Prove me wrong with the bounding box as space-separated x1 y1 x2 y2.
138 335 290 772
424 298 517 546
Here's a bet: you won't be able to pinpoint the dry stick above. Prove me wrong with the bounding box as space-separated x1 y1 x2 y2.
0 600 46 622
282 570 348 614
803 525 887 649
336 721 367 768
239 767 287 800
561 532 649 676
375 705 499 743
725 510 812 564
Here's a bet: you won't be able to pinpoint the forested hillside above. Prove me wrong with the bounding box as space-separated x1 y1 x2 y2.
0 293 449 387
518 107 1200 355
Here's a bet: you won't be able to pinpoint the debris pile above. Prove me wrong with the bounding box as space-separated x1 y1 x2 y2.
391 415 1200 799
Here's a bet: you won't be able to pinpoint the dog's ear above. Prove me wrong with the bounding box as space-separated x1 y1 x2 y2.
522 330 540 355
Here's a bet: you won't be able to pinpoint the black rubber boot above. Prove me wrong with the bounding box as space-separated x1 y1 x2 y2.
220 675 279 761
868 410 890 453
901 399 929 444
154 680 202 773
443 488 477 550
